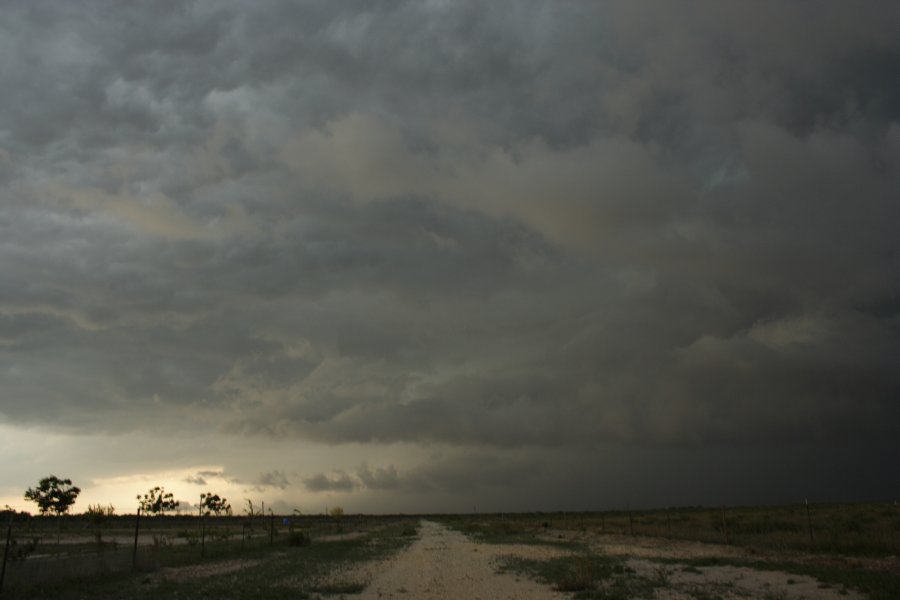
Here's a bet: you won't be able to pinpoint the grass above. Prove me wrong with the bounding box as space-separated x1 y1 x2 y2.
440 502 900 558
2 521 419 599
6 504 897 597
440 516 583 550
597 503 900 557
497 553 667 599
451 508 900 600
310 581 367 595
287 531 311 546
498 546 900 600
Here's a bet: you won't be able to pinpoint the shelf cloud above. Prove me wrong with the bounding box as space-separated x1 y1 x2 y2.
1 1 898 512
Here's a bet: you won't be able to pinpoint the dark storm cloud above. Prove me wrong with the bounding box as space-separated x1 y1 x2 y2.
184 470 232 486
198 470 227 479
381 442 900 510
356 464 401 491
255 470 290 491
303 471 357 494
1 0 899 504
302 464 401 494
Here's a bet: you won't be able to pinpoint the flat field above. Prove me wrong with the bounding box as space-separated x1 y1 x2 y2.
2 503 898 599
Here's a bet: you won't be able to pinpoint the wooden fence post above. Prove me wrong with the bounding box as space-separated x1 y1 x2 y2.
201 514 206 558
56 514 61 557
720 506 729 545
132 508 141 570
1 514 13 594
805 499 814 544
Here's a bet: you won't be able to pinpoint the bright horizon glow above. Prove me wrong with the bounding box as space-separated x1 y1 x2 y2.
3 465 301 515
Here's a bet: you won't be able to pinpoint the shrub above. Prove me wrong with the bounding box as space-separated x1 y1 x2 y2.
178 529 201 546
8 536 39 561
288 531 311 547
556 557 596 592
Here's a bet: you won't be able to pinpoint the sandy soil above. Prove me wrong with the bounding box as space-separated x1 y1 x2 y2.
343 520 569 600
627 558 863 600
551 529 866 600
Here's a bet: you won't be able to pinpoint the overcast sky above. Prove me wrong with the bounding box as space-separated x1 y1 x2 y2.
2 1 899 515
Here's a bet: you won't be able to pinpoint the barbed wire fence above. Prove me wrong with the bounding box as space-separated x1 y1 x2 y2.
0 511 363 594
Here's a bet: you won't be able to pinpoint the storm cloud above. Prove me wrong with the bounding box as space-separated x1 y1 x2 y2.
1 1 898 510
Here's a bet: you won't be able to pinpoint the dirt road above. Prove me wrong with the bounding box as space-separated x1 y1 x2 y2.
355 520 567 600
343 521 866 600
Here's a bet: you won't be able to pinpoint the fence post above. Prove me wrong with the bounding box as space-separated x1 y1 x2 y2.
269 512 275 545
805 499 814 544
132 508 141 570
720 506 730 545
1 514 12 594
666 509 672 538
628 507 634 536
201 514 206 558
56 514 61 558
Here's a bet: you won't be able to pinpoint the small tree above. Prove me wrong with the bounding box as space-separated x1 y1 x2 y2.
199 492 232 516
244 499 264 517
24 475 81 516
330 506 344 532
85 503 115 545
137 486 179 516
